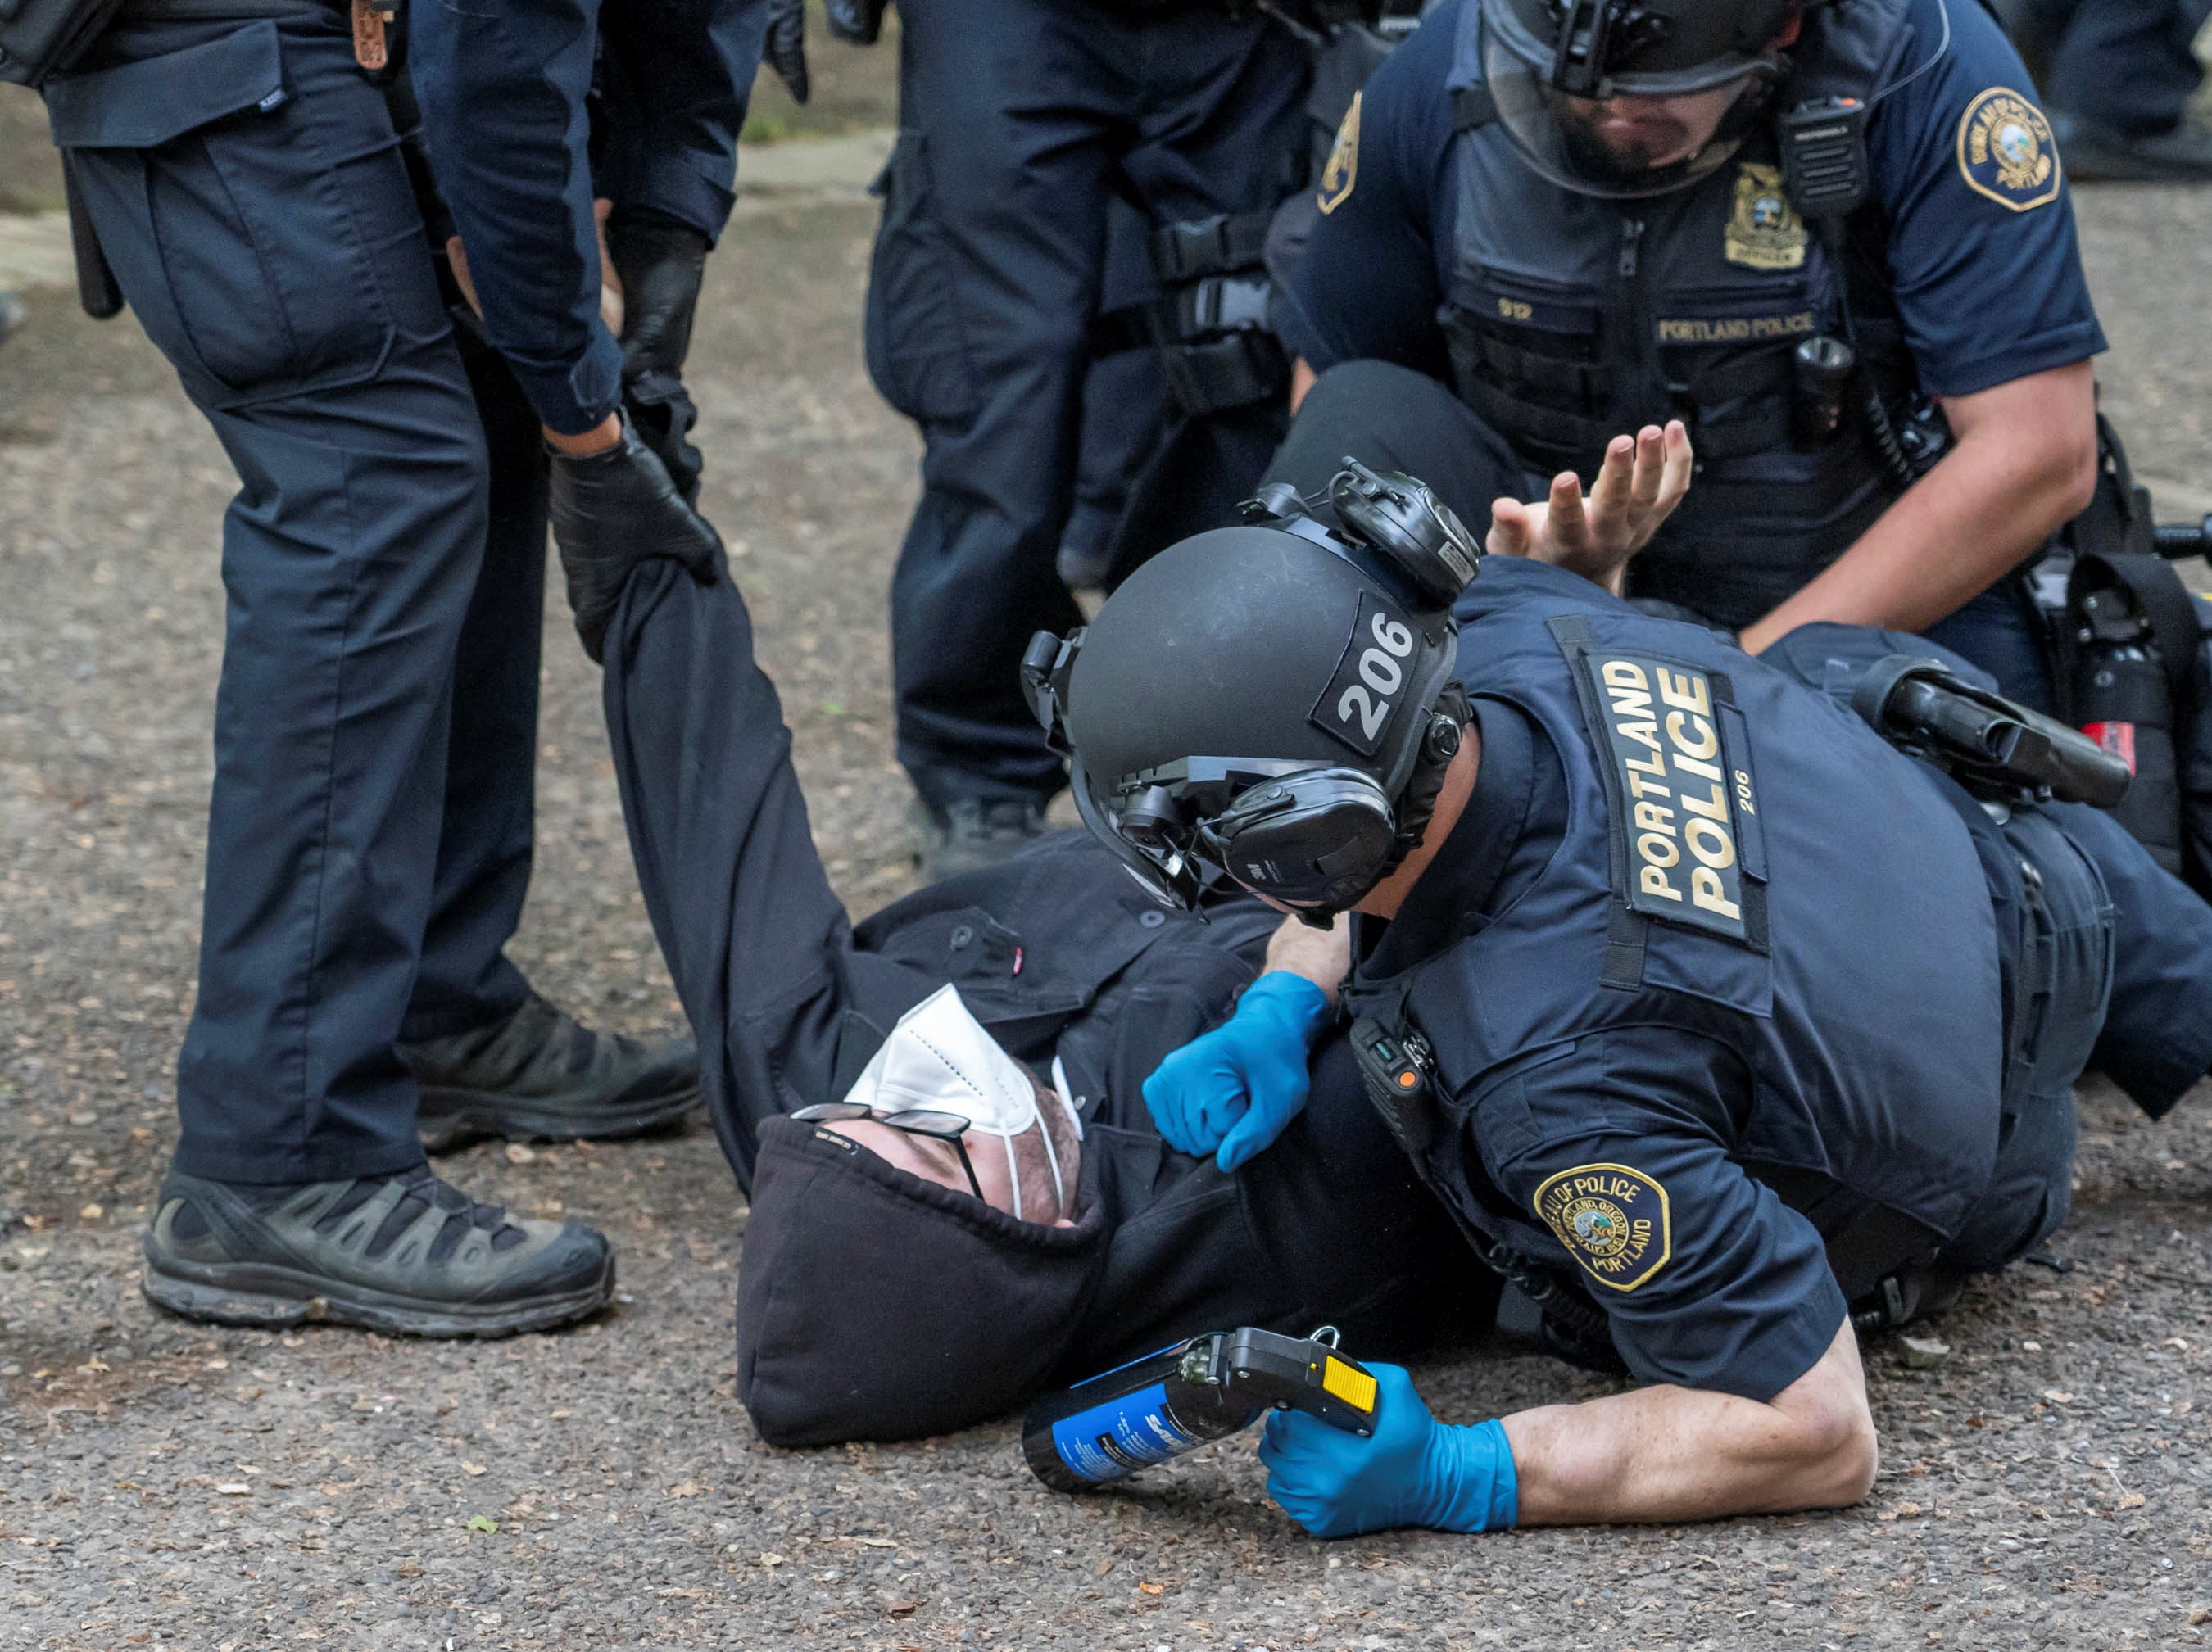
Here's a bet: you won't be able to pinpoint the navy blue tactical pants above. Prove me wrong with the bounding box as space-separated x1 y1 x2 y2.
46 17 538 1182
871 0 1309 813
1268 359 2062 708
2027 0 2212 135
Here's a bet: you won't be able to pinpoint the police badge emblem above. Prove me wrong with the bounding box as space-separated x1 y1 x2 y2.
1723 163 1806 272
1318 92 1361 215
1956 88 2061 211
1534 1163 1672 1292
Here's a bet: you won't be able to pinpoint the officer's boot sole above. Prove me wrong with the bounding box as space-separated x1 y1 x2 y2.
415 1079 702 1154
142 1251 616 1339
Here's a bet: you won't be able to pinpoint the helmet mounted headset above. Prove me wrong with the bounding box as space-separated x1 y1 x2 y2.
1022 460 1480 926
1484 0 1813 198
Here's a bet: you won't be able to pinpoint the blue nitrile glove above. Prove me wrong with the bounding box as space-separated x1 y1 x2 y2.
1259 1363 1518 1537
1140 971 1332 1172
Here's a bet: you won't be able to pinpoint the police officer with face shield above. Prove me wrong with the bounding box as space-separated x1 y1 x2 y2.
1031 459 2212 1532
1270 0 2107 710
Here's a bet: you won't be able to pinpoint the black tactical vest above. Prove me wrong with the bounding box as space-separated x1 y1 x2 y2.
1439 0 1923 627
1340 560 2010 1305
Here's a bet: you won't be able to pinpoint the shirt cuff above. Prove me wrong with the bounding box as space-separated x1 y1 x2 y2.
1919 320 2107 400
629 151 738 247
502 326 628 437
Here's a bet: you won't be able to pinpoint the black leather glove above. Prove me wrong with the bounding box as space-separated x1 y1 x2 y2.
765 0 810 102
608 215 711 503
548 416 723 663
824 0 886 46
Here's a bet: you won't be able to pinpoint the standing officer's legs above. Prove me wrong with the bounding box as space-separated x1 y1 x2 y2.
50 18 614 1333
55 20 487 1182
874 0 1119 860
2031 0 2212 179
404 337 542 1046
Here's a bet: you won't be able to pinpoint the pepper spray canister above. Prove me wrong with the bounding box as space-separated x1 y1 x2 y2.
1022 1326 1380 1492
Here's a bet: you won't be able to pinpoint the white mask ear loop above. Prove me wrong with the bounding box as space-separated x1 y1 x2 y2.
1034 1097 1065 1218
1002 1131 1022 1222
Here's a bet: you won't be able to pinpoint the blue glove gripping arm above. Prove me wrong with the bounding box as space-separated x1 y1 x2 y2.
1140 971 1334 1169
1259 1364 1518 1537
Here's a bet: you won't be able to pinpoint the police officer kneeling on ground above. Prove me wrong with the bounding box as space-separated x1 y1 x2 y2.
1029 445 2212 1532
1271 0 2107 708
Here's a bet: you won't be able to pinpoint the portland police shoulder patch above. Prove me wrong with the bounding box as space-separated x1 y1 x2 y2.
1956 88 2062 212
1534 1163 1671 1292
1318 92 1361 215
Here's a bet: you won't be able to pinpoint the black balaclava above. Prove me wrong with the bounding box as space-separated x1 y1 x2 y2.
735 1115 1108 1447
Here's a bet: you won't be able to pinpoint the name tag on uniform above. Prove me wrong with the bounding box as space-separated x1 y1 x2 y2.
1578 651 1760 945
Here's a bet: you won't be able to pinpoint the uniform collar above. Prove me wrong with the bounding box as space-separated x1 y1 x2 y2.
1358 695 1543 972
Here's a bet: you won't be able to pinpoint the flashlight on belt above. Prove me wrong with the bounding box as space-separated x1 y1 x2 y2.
1022 1325 1380 1492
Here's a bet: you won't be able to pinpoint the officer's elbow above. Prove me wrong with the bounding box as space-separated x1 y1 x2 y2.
2053 425 2101 524
1780 1383 1879 1509
1799 1404 1880 1507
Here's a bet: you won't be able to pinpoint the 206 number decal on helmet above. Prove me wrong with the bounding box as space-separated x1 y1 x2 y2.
1312 593 1417 757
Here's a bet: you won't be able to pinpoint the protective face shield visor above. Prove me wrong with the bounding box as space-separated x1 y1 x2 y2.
1482 1 1788 199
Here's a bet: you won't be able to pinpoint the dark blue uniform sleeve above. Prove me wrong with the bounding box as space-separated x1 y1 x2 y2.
410 0 766 436
1470 1030 1847 1402
1868 0 2105 398
1276 0 1462 379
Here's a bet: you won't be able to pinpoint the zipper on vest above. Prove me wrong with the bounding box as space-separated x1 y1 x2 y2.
1616 215 1663 436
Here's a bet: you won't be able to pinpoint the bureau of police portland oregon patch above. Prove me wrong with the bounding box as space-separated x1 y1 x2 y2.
1956 88 2062 211
1534 1164 1671 1292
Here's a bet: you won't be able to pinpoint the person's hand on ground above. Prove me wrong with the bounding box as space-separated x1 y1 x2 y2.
1141 971 1332 1171
1487 420 1693 593
1261 1363 1518 1537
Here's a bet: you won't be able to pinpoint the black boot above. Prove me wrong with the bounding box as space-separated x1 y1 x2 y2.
401 993 701 1151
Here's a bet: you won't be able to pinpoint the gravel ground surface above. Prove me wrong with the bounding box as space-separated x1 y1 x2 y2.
4 58 2212 1652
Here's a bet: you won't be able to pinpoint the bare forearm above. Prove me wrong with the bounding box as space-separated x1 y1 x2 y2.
1738 363 2097 654
1500 1321 1877 1524
1263 913 1349 1005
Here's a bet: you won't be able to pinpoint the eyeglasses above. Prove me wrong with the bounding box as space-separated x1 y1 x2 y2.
790 1102 985 1202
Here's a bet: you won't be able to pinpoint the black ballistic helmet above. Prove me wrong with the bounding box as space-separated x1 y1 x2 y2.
1484 0 1807 197
1023 462 1480 920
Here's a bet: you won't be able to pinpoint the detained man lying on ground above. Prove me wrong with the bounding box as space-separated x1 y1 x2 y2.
545 428 1494 1449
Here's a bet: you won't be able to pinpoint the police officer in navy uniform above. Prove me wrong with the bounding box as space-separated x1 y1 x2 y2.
834 0 1316 876
39 0 764 1337
1270 0 2106 711
1036 450 2212 1532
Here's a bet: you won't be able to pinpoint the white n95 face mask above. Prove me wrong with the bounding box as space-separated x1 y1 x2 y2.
841 984 1063 1220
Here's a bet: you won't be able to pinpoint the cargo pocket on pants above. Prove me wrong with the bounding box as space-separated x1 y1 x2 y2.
863 128 980 424
45 21 413 411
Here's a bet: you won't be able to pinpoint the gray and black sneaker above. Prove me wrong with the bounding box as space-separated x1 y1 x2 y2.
911 797 1048 881
401 993 700 1152
143 1167 614 1337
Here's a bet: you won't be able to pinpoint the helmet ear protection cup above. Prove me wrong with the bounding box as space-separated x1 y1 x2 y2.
1198 767 1397 915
